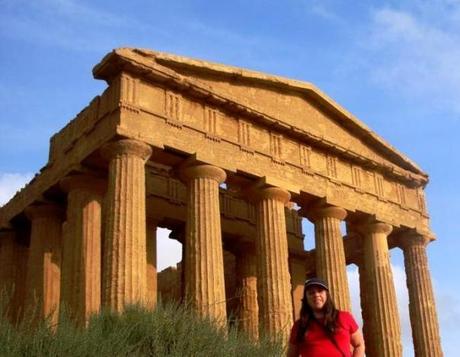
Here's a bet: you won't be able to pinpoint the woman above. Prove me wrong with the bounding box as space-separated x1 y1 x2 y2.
287 278 365 357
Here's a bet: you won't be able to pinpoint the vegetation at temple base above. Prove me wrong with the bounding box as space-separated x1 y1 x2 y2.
0 298 284 357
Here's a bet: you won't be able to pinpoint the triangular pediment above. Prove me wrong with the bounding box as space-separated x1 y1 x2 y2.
94 48 427 184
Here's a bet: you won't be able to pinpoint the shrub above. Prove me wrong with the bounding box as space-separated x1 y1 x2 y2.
0 298 284 357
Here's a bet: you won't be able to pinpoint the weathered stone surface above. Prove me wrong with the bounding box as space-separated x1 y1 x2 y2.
0 231 16 294
60 175 105 324
234 245 259 341
101 139 152 312
360 221 402 357
304 203 351 311
146 218 158 309
180 163 227 326
400 233 443 357
25 204 63 324
249 186 293 341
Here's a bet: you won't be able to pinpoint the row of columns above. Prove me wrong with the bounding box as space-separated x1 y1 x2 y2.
0 137 443 356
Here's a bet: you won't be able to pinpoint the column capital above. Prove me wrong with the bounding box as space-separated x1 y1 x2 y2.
60 174 106 194
247 186 291 204
301 202 347 222
25 203 63 220
398 232 431 249
179 163 226 184
101 139 152 161
357 219 393 236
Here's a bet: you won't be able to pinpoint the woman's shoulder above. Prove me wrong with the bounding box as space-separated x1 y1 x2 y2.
337 310 353 318
336 310 359 331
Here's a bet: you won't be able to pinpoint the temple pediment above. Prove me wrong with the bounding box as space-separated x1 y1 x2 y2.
94 48 427 186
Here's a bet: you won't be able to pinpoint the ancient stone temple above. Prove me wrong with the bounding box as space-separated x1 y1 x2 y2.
0 48 442 356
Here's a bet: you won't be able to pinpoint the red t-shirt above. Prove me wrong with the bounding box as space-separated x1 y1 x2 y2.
289 311 358 357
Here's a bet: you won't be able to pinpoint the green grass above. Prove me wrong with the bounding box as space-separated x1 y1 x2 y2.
0 298 284 357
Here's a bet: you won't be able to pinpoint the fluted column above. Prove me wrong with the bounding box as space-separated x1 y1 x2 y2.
25 204 63 324
101 139 152 312
355 255 374 357
400 233 443 357
180 163 227 326
11 238 28 321
0 230 16 294
289 257 306 320
60 175 105 324
250 186 293 341
361 221 402 357
305 204 351 311
146 218 158 309
235 245 259 340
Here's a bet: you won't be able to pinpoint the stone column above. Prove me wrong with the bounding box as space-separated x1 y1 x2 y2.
400 233 443 357
12 239 28 321
355 254 374 357
25 204 63 324
361 221 402 357
250 186 293 341
234 245 259 341
146 218 158 309
289 257 306 320
0 230 16 294
180 163 227 326
101 139 152 312
60 175 105 324
305 203 351 311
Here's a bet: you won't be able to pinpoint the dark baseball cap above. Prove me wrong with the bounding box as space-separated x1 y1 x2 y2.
304 278 329 291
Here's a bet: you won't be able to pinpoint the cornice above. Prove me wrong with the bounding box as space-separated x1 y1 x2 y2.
93 48 428 186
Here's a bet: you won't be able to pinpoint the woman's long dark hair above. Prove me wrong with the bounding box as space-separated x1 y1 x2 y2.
296 287 339 343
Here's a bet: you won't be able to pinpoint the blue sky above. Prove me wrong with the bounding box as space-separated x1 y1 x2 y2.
1 0 459 355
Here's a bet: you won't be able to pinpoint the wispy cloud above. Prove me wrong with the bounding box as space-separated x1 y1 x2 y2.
362 3 460 115
0 172 33 206
308 0 342 22
0 0 142 52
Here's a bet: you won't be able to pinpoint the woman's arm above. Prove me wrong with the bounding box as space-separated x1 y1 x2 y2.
286 343 299 357
350 329 365 357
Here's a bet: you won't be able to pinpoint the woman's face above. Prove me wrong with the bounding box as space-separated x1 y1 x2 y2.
305 286 327 311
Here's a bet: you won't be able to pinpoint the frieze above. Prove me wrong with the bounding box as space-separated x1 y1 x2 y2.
135 80 424 217
121 99 429 230
352 165 362 188
326 155 338 178
203 107 220 141
165 90 183 128
238 120 251 148
270 133 284 164
300 144 312 173
120 73 138 105
1 71 430 234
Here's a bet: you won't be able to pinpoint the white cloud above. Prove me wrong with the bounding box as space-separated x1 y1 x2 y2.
0 172 33 206
363 5 460 114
